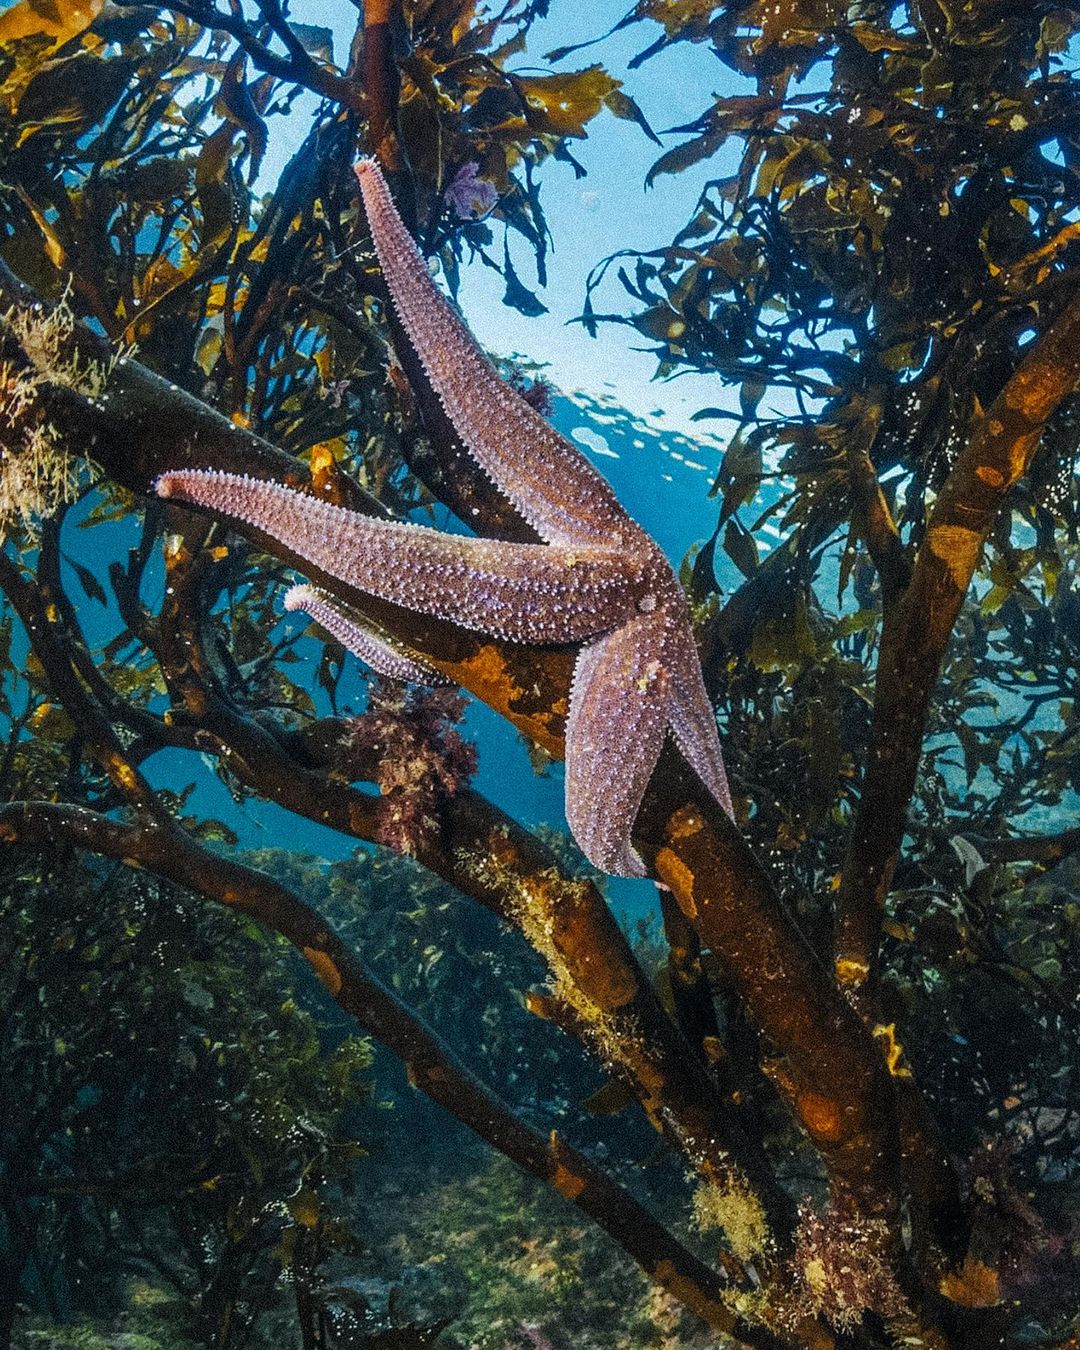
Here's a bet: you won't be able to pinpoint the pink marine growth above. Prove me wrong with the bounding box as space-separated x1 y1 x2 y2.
155 156 732 876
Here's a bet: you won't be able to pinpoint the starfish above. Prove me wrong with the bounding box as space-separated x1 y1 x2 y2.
156 157 731 876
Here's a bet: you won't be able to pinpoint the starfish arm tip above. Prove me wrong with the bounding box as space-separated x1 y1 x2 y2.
155 467 237 506
285 582 451 687
574 829 649 879
616 844 649 879
565 619 672 878
282 583 311 613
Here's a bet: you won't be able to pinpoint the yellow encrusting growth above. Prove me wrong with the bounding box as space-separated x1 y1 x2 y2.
871 1022 913 1079
834 956 869 987
716 1283 771 1330
796 1091 844 1143
452 644 564 755
549 1133 588 1199
692 1177 771 1264
0 283 122 542
975 464 1005 487
938 1253 1000 1307
926 523 983 591
653 1258 767 1333
802 1257 829 1303
110 760 140 794
654 846 696 914
455 846 632 1064
302 946 343 996
666 808 704 841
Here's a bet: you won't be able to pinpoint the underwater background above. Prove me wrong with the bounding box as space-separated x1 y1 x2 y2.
2 1 1080 1348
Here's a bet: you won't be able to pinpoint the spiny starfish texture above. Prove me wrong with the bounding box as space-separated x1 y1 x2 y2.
156 157 732 876
284 584 452 687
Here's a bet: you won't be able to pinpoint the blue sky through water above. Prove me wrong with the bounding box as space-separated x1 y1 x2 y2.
265 0 750 434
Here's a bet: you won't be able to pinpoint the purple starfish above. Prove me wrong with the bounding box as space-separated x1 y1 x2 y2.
155 157 731 876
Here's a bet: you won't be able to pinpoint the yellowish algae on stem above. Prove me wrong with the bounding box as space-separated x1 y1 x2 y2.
0 282 125 542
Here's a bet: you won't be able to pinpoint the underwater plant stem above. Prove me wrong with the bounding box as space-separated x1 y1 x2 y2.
138 0 367 112
845 439 911 608
349 0 532 540
0 799 789 1350
835 287 1080 999
658 883 722 1060
361 0 405 177
644 781 903 1233
0 544 162 822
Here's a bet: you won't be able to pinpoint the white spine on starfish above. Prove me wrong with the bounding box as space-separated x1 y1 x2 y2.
156 469 654 645
355 158 646 551
284 584 450 686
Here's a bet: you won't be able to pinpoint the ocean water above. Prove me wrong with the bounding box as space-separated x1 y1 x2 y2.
4 5 1080 1348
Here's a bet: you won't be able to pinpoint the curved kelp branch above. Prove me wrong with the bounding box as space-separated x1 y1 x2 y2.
0 799 783 1350
38 511 204 761
834 286 1080 1001
360 0 407 181
0 547 164 825
975 827 1080 866
138 0 367 112
845 434 912 612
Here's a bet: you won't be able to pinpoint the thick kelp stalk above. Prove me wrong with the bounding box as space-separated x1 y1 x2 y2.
3 2 1080 1346
834 291 1080 996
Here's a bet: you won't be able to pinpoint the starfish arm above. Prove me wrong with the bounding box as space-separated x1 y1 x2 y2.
355 158 642 550
668 635 734 819
564 613 675 878
156 470 654 644
284 584 451 686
